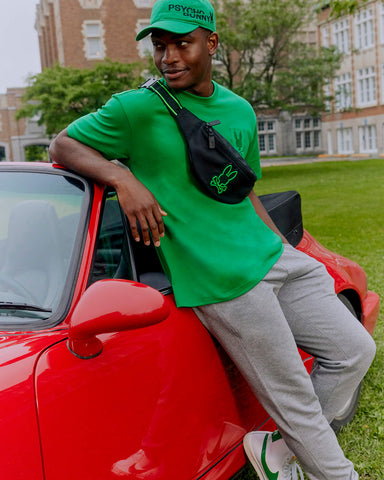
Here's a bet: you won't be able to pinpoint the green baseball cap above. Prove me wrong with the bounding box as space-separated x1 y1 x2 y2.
136 0 216 41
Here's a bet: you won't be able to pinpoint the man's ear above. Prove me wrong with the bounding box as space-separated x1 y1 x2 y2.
207 32 219 56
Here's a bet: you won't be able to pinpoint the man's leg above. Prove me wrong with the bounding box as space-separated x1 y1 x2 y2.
277 245 376 424
194 245 375 480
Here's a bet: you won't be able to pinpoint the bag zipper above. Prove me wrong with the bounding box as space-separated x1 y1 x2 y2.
206 120 221 149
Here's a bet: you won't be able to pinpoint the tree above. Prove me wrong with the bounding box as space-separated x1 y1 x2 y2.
25 145 49 162
326 0 368 18
16 60 143 135
213 0 342 114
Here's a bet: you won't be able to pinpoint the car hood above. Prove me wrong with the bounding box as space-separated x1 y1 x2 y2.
0 330 68 390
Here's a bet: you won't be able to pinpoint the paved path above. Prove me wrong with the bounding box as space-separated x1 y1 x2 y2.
260 154 381 167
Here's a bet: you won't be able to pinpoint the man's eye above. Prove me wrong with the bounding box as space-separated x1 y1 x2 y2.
177 40 189 47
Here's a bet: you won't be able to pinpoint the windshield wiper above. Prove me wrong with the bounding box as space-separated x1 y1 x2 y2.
0 302 52 313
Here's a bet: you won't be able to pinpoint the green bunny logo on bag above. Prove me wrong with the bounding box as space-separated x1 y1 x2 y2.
210 165 238 194
140 78 257 203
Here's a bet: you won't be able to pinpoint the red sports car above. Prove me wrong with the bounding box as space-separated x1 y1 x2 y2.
0 162 379 480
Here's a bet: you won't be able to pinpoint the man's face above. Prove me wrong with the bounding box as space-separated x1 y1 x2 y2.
151 28 218 97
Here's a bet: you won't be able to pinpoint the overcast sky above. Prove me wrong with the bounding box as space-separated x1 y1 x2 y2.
0 0 41 94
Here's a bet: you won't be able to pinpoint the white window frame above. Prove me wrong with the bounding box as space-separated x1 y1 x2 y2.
334 73 352 111
258 120 276 155
324 83 332 111
268 133 276 152
357 66 376 107
132 0 152 7
337 127 353 154
82 21 105 60
381 64 384 103
78 0 103 8
380 2 384 44
359 124 377 153
258 134 266 153
354 7 375 50
332 18 350 53
294 117 321 151
296 132 303 149
321 25 330 47
136 20 153 57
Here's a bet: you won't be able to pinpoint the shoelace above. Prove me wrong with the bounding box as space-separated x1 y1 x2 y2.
282 456 304 480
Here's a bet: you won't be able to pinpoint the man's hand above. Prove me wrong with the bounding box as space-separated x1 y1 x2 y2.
115 174 167 247
50 130 167 247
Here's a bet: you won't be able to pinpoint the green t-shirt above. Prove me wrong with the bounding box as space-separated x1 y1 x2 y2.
67 80 283 307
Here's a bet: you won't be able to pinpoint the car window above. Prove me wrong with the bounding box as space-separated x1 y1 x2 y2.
88 189 172 294
0 171 87 328
88 190 134 285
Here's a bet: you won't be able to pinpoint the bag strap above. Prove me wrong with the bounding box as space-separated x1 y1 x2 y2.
140 78 221 143
140 78 183 117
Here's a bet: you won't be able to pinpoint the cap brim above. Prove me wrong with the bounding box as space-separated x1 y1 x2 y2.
136 20 197 41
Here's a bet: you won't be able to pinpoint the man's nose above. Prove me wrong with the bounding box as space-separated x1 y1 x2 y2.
163 45 178 64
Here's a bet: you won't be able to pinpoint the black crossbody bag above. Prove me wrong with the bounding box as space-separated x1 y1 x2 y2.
140 79 257 204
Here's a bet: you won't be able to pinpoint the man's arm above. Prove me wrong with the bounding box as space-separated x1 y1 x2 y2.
248 190 288 244
49 129 167 247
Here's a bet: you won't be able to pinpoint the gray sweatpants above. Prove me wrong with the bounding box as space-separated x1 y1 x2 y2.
194 244 376 480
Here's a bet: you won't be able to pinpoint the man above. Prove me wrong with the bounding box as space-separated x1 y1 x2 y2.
49 0 376 478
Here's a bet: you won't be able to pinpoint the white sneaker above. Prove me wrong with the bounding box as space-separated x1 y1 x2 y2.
243 430 304 480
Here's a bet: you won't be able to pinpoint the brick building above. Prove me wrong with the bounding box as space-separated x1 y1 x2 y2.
0 88 48 162
0 0 154 161
35 0 154 69
319 0 384 156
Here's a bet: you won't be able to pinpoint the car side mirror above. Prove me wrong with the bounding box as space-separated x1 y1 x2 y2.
67 279 170 359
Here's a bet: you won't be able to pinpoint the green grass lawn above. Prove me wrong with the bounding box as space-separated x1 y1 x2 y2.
239 159 384 480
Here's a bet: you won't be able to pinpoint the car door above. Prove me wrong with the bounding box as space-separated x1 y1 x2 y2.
34 190 250 480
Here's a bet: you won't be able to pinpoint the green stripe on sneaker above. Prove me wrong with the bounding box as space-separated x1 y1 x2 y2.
272 430 282 442
261 434 279 480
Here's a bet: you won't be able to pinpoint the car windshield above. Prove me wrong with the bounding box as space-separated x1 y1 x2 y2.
0 170 87 327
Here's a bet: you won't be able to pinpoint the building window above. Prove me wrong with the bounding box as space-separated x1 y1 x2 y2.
321 25 330 47
359 124 377 152
334 73 352 110
324 82 332 111
78 0 103 7
137 20 153 57
268 134 275 151
258 120 276 155
355 7 374 50
314 130 320 148
380 2 384 44
133 0 152 6
332 18 350 53
294 117 321 151
82 21 105 60
296 132 302 149
337 128 353 153
357 66 376 106
381 64 384 103
304 131 311 148
258 134 266 152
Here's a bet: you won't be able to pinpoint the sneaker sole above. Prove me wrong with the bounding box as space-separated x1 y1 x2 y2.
243 433 269 480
